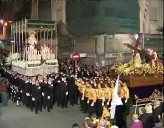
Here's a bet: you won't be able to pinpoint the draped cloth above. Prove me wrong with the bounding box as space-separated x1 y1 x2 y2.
110 75 123 119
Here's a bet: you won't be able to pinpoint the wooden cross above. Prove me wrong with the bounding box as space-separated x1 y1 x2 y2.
124 35 162 63
132 35 141 59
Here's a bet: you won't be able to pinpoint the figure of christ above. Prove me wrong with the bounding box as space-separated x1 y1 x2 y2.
132 48 142 68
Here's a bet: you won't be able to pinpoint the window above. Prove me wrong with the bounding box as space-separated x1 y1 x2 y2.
149 8 158 21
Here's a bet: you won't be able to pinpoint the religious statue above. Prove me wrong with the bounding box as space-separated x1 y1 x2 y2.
132 48 142 68
27 30 37 46
147 48 158 68
25 30 41 61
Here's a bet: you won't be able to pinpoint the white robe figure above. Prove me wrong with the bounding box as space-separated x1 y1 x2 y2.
110 75 123 119
134 53 142 68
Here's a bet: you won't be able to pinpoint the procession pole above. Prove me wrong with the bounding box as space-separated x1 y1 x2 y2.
13 23 15 54
11 23 13 55
19 21 21 59
134 95 139 114
25 19 27 61
16 22 18 60
21 19 24 60
50 30 52 52
44 31 45 43
46 30 49 47
55 24 58 59
54 11 58 59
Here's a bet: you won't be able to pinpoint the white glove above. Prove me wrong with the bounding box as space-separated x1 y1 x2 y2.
20 90 22 93
81 97 84 100
91 102 94 106
26 93 29 96
65 91 68 95
158 115 161 119
87 100 89 104
47 96 50 99
102 102 104 106
42 92 44 96
107 101 109 105
32 98 35 101
125 99 127 103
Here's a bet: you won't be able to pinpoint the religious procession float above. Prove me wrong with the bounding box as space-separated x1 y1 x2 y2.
111 38 163 104
6 19 59 76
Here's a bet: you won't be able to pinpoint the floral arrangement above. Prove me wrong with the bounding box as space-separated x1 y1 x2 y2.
111 61 164 76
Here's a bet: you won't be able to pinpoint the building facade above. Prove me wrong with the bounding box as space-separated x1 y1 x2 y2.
31 0 163 65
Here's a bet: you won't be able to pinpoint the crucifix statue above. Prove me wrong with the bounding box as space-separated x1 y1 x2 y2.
124 34 161 68
125 35 142 68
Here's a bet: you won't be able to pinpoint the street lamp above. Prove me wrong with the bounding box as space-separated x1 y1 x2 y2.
0 19 3 24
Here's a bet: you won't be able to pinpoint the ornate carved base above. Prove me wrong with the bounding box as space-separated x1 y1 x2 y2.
12 64 59 76
121 75 163 88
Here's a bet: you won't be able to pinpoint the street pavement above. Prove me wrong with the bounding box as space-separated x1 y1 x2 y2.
0 101 87 128
0 101 134 128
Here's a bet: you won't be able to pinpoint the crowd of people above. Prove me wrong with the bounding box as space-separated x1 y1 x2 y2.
0 58 163 128
78 100 163 128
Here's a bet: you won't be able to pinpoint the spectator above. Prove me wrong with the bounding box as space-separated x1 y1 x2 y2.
84 117 93 128
98 117 106 128
0 76 9 106
91 113 99 127
130 113 143 128
153 100 163 128
72 123 80 128
140 104 154 128
138 107 146 120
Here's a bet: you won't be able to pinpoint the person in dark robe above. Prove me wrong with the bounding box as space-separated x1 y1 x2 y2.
61 77 69 109
68 74 78 106
47 77 54 111
24 77 32 108
41 76 48 109
51 74 59 105
31 79 42 114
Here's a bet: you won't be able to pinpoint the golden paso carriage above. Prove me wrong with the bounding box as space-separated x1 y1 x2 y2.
111 61 163 88
110 34 163 104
